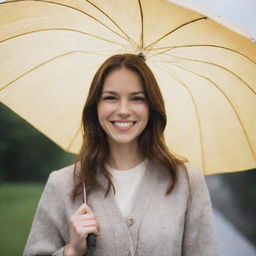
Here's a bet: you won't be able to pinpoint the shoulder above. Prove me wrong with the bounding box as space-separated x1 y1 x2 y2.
177 162 207 190
46 164 76 193
49 164 75 180
179 162 204 179
180 162 211 202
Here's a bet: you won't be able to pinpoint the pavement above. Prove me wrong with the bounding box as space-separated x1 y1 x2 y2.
213 209 256 256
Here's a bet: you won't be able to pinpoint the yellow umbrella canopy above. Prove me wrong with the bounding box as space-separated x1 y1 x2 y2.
0 0 256 174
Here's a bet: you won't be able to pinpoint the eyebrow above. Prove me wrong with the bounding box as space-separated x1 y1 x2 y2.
102 91 145 95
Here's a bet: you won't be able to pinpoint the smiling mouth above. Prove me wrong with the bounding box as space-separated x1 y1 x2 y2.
110 121 137 128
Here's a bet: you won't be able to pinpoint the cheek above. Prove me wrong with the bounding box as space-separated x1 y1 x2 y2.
137 105 149 120
97 103 113 120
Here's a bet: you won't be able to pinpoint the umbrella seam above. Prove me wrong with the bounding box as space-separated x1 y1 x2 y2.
39 0 129 42
145 16 207 50
171 62 256 163
0 28 127 47
0 50 107 92
86 0 139 48
162 53 256 96
138 0 144 49
148 45 256 65
1 0 130 43
151 62 206 173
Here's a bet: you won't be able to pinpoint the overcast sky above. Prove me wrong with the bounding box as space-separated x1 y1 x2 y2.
191 0 256 39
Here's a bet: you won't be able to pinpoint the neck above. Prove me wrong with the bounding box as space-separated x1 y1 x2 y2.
107 141 144 170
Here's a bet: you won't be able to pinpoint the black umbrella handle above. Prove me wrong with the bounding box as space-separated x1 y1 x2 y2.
87 233 96 248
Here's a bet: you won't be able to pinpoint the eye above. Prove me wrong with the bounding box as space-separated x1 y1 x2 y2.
131 96 145 102
102 96 117 102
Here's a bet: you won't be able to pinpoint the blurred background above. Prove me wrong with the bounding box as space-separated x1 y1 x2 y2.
0 102 256 255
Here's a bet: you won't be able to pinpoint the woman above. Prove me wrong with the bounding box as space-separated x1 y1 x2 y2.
24 54 218 256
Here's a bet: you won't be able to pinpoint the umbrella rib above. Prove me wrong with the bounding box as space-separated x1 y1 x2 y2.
162 53 256 95
0 50 108 92
144 17 207 50
149 45 256 65
2 0 129 43
171 62 256 162
85 0 138 48
0 28 126 47
138 0 144 49
38 0 128 42
152 62 206 171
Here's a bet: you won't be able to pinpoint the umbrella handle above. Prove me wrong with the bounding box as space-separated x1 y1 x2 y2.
87 233 97 248
83 181 97 249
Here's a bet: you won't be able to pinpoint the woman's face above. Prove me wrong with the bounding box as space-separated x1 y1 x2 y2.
97 67 149 147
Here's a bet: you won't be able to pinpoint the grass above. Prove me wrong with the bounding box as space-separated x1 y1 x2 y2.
0 183 44 256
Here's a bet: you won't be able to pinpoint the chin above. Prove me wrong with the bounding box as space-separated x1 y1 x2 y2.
108 135 138 146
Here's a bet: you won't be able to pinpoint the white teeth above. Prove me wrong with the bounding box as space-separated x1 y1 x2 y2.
113 122 134 127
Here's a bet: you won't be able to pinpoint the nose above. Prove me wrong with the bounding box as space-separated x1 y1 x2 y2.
118 100 131 116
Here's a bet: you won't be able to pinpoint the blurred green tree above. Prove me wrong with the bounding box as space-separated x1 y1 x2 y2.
0 103 76 182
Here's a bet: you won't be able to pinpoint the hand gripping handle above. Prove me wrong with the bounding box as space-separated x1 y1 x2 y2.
83 182 97 249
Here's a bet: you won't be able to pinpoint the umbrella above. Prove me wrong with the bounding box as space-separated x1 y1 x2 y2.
0 0 255 174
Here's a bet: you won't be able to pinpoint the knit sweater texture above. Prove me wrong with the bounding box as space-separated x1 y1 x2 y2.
23 160 218 256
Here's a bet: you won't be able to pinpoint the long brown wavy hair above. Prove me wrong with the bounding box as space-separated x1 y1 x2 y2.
72 53 187 200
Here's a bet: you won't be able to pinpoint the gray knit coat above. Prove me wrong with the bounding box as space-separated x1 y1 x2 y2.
23 160 218 256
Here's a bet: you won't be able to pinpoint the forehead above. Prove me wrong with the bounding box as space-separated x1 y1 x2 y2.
103 68 144 92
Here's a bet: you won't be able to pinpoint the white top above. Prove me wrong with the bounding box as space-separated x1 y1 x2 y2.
106 159 147 218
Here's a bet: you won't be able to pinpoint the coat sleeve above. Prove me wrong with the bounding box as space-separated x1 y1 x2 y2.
23 171 68 256
182 165 219 256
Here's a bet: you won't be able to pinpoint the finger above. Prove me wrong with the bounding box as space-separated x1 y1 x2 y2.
77 213 95 221
78 215 101 232
80 220 100 235
71 219 100 236
78 219 98 227
75 203 93 215
78 226 100 237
